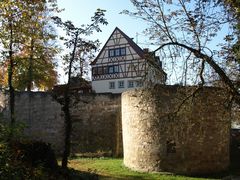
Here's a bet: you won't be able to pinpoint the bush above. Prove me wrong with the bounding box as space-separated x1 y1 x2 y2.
0 122 59 179
10 140 58 169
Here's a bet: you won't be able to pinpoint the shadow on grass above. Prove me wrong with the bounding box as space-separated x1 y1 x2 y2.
64 162 240 180
59 165 240 180
62 167 154 180
62 170 150 180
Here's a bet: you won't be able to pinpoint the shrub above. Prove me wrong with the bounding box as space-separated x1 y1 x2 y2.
0 122 59 179
10 140 58 169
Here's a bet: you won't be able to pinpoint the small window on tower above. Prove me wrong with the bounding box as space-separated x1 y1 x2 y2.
166 140 176 154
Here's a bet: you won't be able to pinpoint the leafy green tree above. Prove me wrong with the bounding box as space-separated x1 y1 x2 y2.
52 9 107 168
122 0 239 104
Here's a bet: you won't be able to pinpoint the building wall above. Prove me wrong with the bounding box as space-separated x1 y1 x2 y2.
91 28 148 94
92 77 142 94
122 85 231 175
91 28 166 93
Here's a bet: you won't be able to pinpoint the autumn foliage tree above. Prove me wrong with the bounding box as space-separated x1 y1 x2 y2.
52 9 107 168
0 0 23 125
0 0 60 92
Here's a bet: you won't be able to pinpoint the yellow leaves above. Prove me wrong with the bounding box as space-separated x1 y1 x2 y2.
0 0 59 90
0 62 8 88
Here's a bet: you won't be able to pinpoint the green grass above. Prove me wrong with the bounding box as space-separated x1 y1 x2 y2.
68 158 217 180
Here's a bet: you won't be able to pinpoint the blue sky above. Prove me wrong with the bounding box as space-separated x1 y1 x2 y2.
56 0 152 83
57 0 149 49
55 0 229 84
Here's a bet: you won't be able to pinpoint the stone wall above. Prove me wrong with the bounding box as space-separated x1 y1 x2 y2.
70 93 122 157
1 92 65 153
122 85 231 175
0 92 122 156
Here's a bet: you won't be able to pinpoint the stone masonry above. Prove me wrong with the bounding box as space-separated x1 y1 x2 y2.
0 91 122 156
122 85 231 175
1 92 65 153
0 85 232 175
70 93 122 157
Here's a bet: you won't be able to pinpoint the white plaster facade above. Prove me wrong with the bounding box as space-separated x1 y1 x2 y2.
91 27 166 94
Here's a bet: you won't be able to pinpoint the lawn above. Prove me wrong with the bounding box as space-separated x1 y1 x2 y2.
68 158 216 180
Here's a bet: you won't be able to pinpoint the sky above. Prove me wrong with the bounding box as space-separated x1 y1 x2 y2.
55 0 229 85
57 0 148 46
56 0 152 83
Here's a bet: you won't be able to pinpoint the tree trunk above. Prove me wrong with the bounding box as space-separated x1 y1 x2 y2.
8 20 15 127
61 33 78 169
61 84 71 168
27 38 34 91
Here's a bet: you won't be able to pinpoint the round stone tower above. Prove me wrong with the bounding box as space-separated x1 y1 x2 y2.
122 85 230 175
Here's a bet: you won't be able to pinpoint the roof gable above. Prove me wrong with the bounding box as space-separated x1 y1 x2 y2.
91 27 144 65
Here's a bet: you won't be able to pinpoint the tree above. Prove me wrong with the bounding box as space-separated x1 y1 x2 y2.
73 45 97 79
0 0 60 91
122 0 239 104
0 0 24 126
52 9 107 168
21 0 60 91
218 0 240 89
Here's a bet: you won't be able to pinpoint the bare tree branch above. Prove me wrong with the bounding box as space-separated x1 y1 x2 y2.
154 42 240 102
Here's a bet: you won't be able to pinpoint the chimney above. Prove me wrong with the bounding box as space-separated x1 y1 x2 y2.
143 48 149 53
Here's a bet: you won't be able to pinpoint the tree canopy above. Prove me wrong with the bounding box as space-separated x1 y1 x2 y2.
0 0 60 91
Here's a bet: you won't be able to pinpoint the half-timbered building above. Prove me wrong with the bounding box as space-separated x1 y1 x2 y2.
91 27 166 93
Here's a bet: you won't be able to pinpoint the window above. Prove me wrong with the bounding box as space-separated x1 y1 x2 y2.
98 67 103 75
103 66 108 74
120 47 126 56
92 67 97 75
108 66 114 74
109 49 115 57
115 48 120 56
114 65 119 73
118 81 124 88
128 81 134 88
108 48 126 57
109 82 115 89
166 140 176 154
